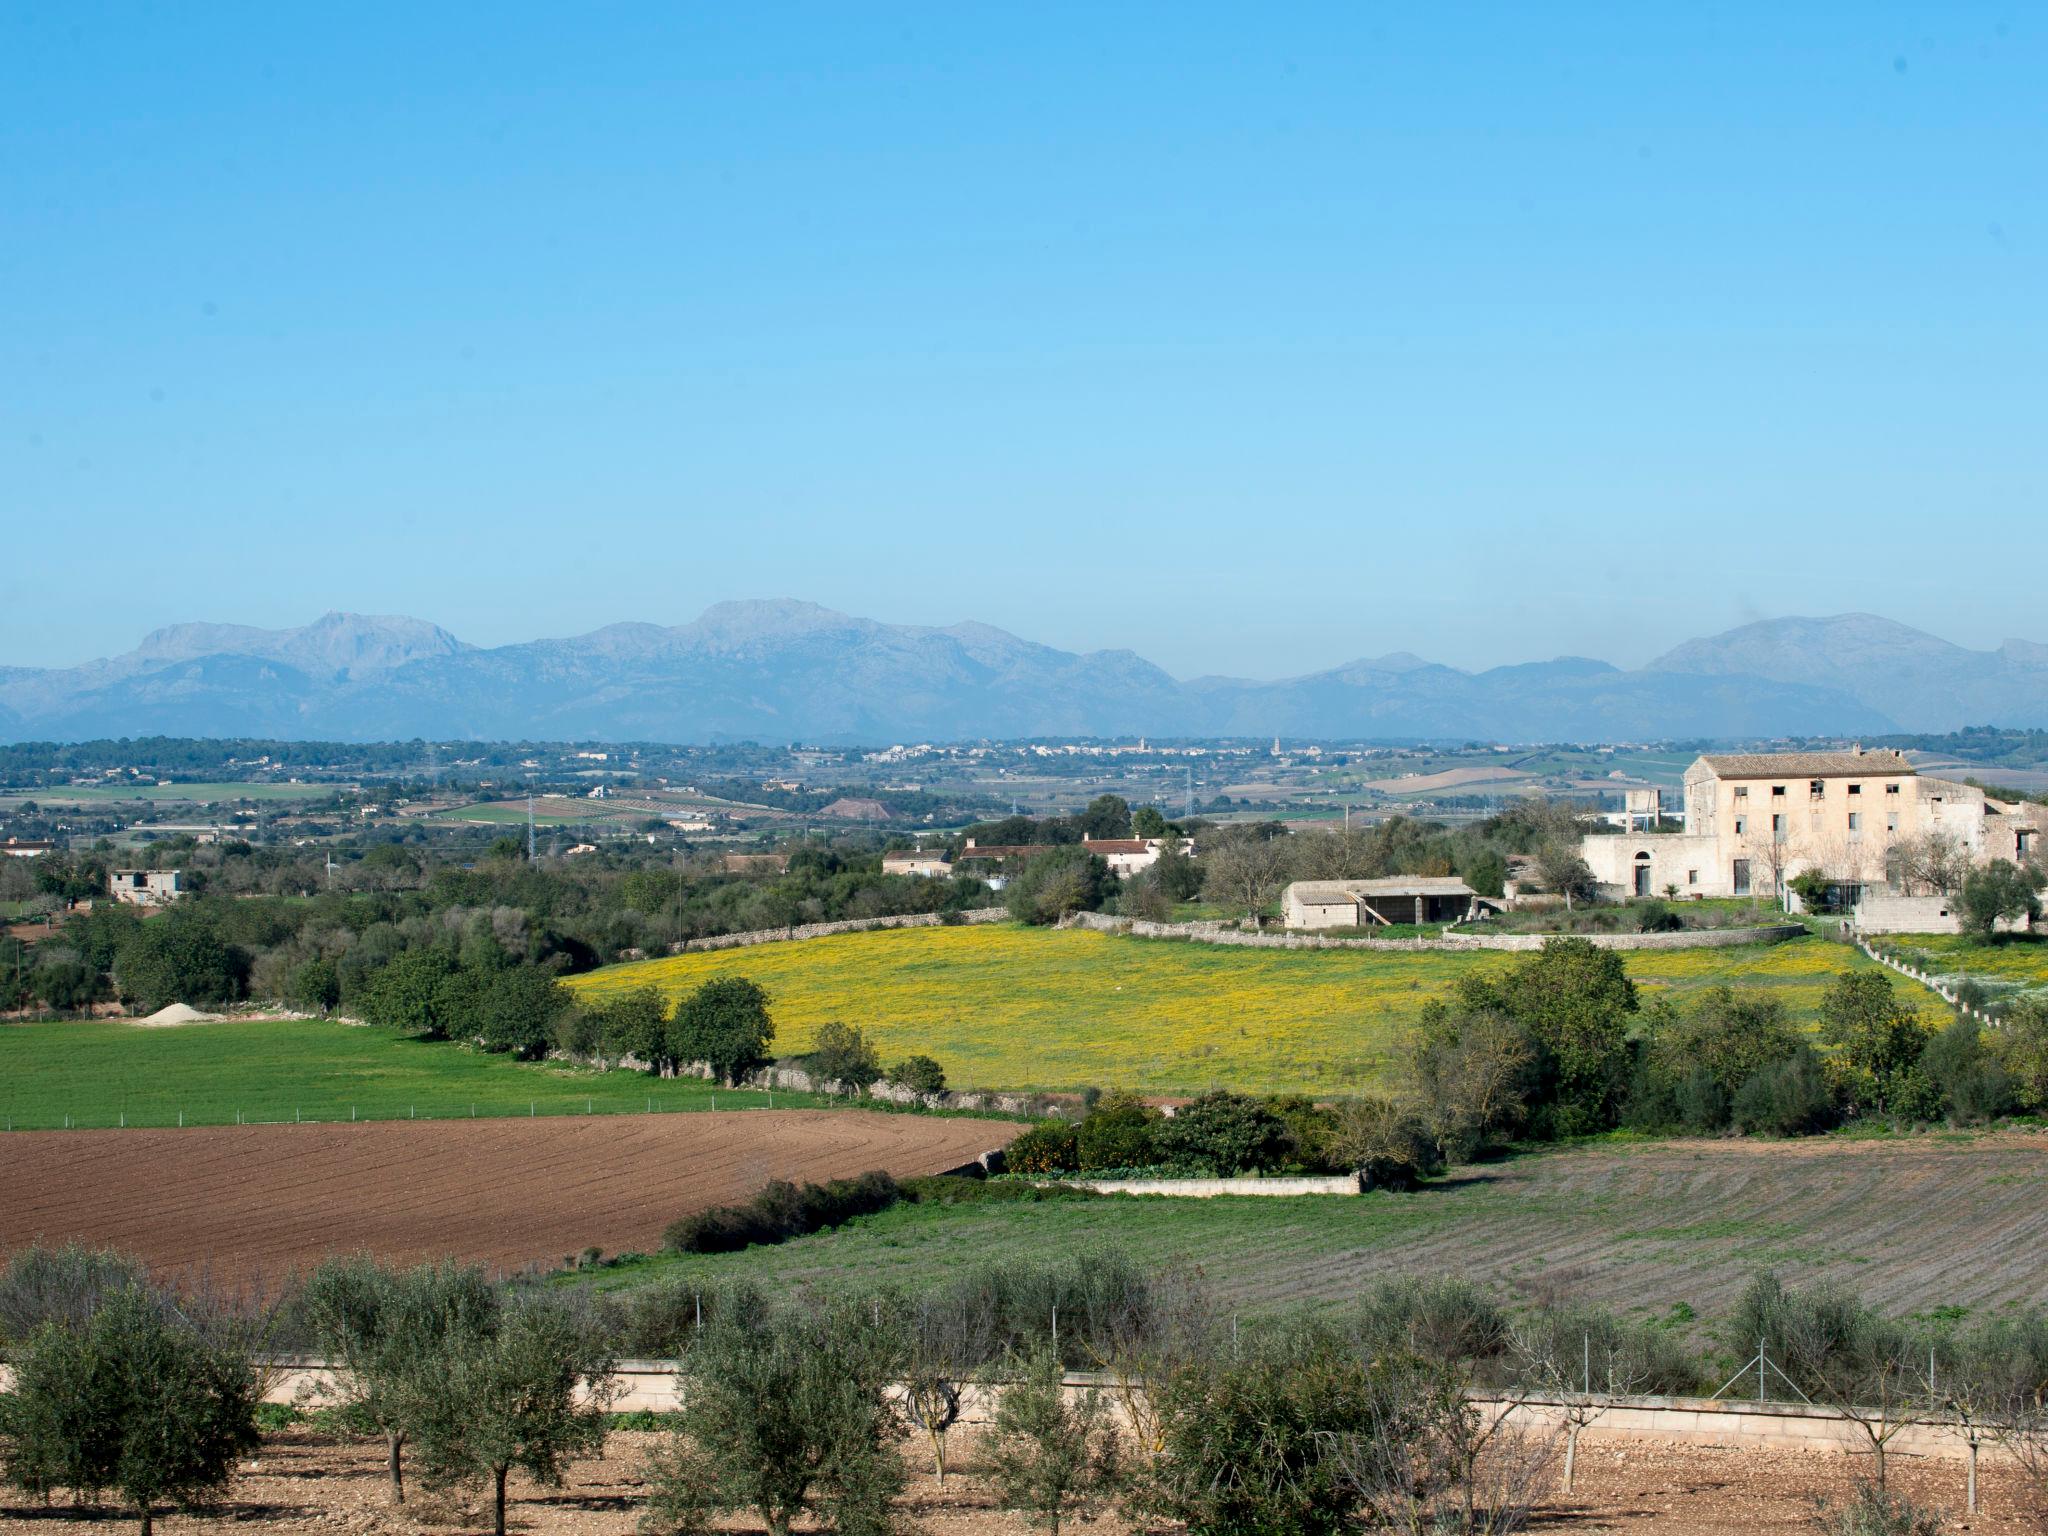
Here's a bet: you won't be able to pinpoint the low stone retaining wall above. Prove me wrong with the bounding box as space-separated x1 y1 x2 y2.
1059 910 1804 953
668 906 1006 955
234 1362 2002 1458
1022 1173 1362 1197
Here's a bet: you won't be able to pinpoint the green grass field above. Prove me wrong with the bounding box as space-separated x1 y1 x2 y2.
570 1130 2048 1323
0 1018 837 1132
569 924 1945 1095
1879 934 2048 996
0 781 344 805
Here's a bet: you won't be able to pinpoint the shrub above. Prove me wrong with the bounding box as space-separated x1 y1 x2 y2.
1731 1046 1838 1136
1077 1092 1164 1170
1136 1321 1382 1536
808 1021 883 1089
891 1053 947 1095
0 1244 148 1347
1005 1121 1082 1175
1154 1090 1290 1174
1328 1097 1440 1189
662 1171 902 1254
1814 1479 1946 1536
1921 1017 2016 1124
1635 899 1682 933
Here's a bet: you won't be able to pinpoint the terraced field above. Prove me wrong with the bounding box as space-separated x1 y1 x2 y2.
570 925 1946 1095
1879 934 2048 999
581 1131 2048 1322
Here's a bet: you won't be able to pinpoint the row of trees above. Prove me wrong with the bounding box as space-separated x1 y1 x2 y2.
9 1245 2046 1536
1386 940 2048 1163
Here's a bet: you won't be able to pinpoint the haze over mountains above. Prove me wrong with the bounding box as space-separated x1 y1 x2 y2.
2 603 2044 746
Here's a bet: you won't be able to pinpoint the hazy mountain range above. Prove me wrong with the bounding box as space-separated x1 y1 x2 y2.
3 603 2045 746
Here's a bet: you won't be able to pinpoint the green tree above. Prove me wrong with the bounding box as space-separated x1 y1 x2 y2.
1076 1092 1163 1170
1006 846 1114 926
644 1299 905 1536
1819 971 1930 1115
1454 938 1636 1137
1959 859 2045 942
299 1256 500 1503
0 1285 261 1536
985 1346 1122 1535
1920 1017 2016 1124
669 976 775 1085
410 1294 615 1536
476 966 571 1059
360 948 456 1036
112 918 241 1013
1153 1090 1290 1173
289 956 341 1013
890 1054 946 1096
1131 805 1175 840
809 1021 883 1089
1078 794 1134 841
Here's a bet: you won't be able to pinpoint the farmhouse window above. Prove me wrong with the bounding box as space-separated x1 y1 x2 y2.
1772 785 1787 797
1771 814 1786 842
1734 786 1749 800
1687 869 1698 885
1809 779 1825 798
1886 784 1901 795
1733 859 1752 895
1735 815 1747 835
1848 784 1862 795
1848 812 1862 838
1887 812 1899 833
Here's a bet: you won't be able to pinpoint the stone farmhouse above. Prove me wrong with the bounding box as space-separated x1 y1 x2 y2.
1579 748 2046 905
881 848 953 877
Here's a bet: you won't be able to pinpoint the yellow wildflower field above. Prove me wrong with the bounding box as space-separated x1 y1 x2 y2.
568 926 1944 1096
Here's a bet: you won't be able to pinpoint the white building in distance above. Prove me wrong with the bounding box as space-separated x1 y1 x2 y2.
1579 748 2045 903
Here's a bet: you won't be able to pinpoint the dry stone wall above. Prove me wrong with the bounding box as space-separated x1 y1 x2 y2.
667 906 1006 954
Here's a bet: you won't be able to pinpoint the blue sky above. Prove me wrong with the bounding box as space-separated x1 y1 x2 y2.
2 4 2041 679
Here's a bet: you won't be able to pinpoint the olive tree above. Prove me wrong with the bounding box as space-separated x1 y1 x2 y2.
298 1255 499 1503
984 1346 1123 1535
410 1292 616 1536
0 1283 261 1536
643 1296 904 1536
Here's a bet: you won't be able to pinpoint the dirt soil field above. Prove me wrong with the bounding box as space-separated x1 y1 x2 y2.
1 1430 2036 1536
0 1111 1017 1280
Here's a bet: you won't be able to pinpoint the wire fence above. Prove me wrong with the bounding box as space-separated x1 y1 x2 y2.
0 1086 807 1133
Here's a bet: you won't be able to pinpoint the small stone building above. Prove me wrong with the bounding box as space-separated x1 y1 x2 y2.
1282 877 1481 929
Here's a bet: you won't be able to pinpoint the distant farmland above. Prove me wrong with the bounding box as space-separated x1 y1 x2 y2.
569 925 1947 1096
0 781 344 806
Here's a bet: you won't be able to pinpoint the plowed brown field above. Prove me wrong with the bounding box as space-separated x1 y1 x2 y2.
0 1111 1017 1279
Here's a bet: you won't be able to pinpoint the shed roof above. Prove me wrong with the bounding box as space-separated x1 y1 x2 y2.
1695 750 1915 780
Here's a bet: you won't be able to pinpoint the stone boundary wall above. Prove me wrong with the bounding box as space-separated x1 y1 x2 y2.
1022 1173 1363 1197
231 1361 1999 1459
665 906 1007 955
1058 909 1805 954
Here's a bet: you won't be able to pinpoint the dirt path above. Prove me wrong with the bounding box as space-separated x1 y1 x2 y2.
0 1111 1016 1280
